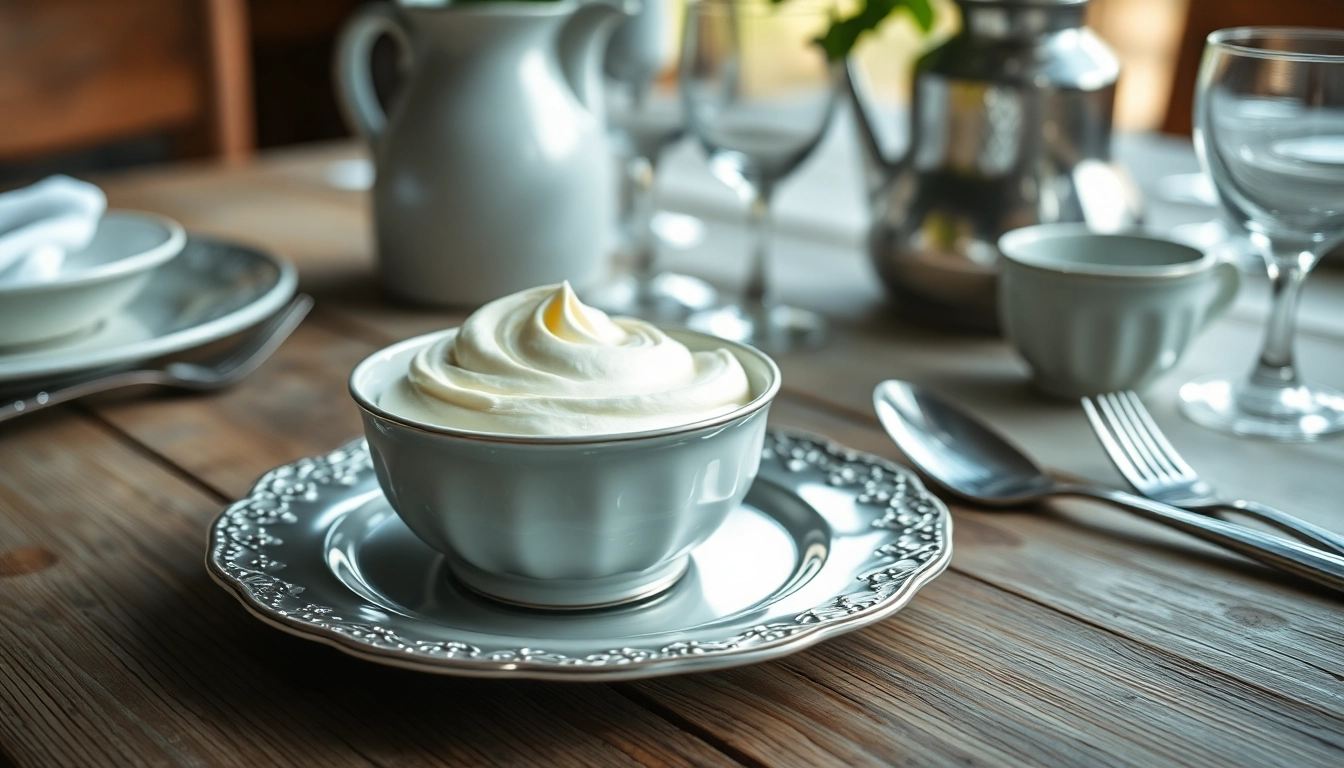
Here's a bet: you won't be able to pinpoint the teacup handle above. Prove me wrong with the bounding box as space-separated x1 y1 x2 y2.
334 3 412 145
1200 258 1241 329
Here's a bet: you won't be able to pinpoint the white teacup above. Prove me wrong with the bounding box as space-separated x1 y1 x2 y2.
998 224 1240 398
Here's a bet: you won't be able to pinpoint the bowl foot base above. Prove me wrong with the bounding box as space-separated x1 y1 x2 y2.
446 554 691 611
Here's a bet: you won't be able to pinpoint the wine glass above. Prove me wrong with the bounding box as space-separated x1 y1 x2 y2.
681 0 839 351
582 0 718 321
1179 28 1344 441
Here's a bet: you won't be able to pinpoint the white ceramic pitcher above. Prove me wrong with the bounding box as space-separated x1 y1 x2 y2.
335 0 631 306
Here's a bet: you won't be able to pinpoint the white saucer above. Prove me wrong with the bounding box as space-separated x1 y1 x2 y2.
207 428 952 681
0 236 296 383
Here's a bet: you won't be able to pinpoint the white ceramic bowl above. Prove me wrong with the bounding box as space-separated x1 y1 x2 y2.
0 211 187 348
350 328 781 609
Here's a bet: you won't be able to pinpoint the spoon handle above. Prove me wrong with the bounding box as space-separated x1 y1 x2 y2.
1068 486 1344 594
0 370 163 425
1195 500 1344 559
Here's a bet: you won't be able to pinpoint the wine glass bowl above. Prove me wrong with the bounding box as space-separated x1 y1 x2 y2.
688 89 836 187
1179 27 1344 441
582 0 718 321
680 0 839 352
1197 32 1344 245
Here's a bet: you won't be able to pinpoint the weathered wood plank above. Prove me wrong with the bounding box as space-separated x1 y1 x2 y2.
87 310 467 500
271 287 1344 716
101 171 374 297
89 280 1344 718
72 145 1344 768
89 319 372 498
766 397 1344 714
0 412 738 768
0 0 203 161
80 313 1344 768
628 571 1344 768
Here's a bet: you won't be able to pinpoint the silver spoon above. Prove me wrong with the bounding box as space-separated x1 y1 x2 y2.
873 379 1344 594
0 294 313 424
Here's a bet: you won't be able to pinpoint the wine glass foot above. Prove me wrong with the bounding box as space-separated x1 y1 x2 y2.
1179 374 1344 441
687 303 826 353
581 272 718 321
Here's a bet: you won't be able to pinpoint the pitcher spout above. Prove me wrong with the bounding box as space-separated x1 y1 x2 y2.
557 0 636 114
842 59 909 204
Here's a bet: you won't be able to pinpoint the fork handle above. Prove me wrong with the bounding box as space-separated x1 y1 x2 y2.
1065 486 1344 594
1194 500 1344 559
0 370 162 425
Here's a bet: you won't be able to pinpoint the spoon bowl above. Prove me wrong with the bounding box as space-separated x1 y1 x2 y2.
873 379 1055 505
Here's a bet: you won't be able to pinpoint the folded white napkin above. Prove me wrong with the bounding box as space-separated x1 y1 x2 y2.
0 175 107 286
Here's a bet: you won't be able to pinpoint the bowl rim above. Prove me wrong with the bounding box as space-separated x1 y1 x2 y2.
998 223 1217 280
0 210 187 295
349 325 782 445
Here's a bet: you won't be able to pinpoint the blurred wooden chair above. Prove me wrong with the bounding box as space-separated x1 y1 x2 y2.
1162 0 1344 134
0 0 253 167
247 0 363 148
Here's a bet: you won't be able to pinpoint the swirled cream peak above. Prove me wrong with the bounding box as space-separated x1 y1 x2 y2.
379 283 752 436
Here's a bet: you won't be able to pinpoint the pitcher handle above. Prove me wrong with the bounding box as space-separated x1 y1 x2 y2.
557 0 633 115
334 3 412 144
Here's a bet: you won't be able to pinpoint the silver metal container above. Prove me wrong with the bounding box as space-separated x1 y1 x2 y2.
844 0 1141 330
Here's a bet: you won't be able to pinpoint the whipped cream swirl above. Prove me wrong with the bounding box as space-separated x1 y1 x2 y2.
379 283 752 436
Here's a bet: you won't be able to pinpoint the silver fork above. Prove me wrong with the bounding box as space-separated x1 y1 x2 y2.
1082 390 1344 557
0 294 313 424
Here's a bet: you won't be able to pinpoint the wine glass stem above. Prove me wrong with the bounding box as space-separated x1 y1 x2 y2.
744 185 774 311
625 153 659 289
1250 245 1315 388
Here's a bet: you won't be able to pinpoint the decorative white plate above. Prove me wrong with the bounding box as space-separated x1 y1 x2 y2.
0 236 296 383
207 428 952 681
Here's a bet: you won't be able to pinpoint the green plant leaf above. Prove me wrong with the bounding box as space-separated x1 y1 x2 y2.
905 0 935 31
808 0 936 61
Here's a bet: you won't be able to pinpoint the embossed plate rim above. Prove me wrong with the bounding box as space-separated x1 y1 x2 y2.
0 236 297 382
206 427 953 681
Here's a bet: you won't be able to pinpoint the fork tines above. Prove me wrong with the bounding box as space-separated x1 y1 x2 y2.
1082 391 1196 489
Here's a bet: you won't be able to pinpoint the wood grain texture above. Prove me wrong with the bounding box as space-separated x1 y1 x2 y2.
80 196 1344 721
11 144 1337 768
766 398 1344 715
77 305 1344 764
202 0 254 162
72 349 1344 768
90 319 374 498
0 0 254 163
0 412 737 768
630 572 1344 767
101 169 374 296
0 0 199 159
279 270 1344 717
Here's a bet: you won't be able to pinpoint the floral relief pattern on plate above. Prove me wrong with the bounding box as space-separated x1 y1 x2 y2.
207 428 951 679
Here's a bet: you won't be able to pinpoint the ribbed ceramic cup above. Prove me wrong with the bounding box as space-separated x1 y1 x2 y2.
349 328 780 609
998 224 1240 398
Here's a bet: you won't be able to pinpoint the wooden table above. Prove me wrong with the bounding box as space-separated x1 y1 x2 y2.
2 140 1343 767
